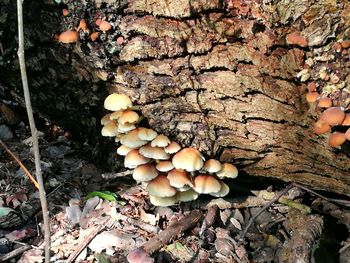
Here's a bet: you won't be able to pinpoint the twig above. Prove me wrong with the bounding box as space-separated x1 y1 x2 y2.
140 210 203 255
0 244 31 262
101 170 133 179
112 212 159 233
239 183 294 241
67 217 111 263
199 204 218 237
0 140 39 189
16 2 50 262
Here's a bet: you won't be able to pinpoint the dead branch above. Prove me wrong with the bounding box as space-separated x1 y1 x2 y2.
199 204 218 237
16 1 50 262
0 244 31 262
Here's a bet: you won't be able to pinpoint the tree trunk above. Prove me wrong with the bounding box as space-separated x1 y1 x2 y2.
1 0 349 195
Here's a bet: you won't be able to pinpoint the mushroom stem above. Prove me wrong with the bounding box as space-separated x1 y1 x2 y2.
131 106 141 111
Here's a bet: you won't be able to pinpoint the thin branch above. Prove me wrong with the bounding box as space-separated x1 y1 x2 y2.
0 139 39 189
16 1 50 262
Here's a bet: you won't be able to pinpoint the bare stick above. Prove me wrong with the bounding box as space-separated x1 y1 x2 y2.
16 2 50 262
0 244 31 262
0 139 39 189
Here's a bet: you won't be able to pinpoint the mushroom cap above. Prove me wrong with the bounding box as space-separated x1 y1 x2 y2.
203 159 222 173
321 107 345 126
328 132 346 147
193 175 221 194
151 134 171 147
99 20 112 32
210 181 230 197
58 30 79 43
172 148 204 172
176 189 199 202
146 175 177 197
118 110 139 124
342 114 350 126
139 144 170 160
156 161 174 172
313 119 331 135
133 164 158 182
116 145 133 156
216 163 238 179
305 92 319 103
117 122 136 133
101 121 118 137
164 142 181 154
318 97 332 108
120 129 148 148
100 113 112 125
127 248 153 263
167 169 193 188
149 195 177 207
104 93 132 111
138 128 158 141
110 110 123 120
124 149 150 168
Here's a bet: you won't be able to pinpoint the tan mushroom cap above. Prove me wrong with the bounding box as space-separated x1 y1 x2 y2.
176 189 199 202
216 163 238 179
210 181 230 197
117 145 133 156
149 195 177 207
318 97 332 108
203 159 222 173
172 147 204 172
118 110 139 124
124 149 150 169
167 169 193 188
133 164 158 182
101 113 112 125
146 175 177 197
342 114 350 126
321 107 345 126
109 110 123 120
313 119 331 135
104 93 132 111
328 132 346 147
101 121 118 137
156 161 174 172
139 144 170 160
306 92 319 103
164 142 181 154
151 134 171 147
117 122 136 133
120 129 148 148
138 128 158 141
193 175 221 194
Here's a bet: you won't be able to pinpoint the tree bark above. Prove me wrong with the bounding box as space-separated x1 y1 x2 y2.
0 0 350 195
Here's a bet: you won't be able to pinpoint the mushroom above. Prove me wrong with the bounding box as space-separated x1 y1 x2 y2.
172 148 204 172
120 129 148 148
328 132 346 147
318 97 332 108
118 110 139 125
146 175 177 197
313 119 331 135
176 189 199 202
99 20 112 32
202 159 222 173
151 134 171 147
139 144 170 160
101 121 118 137
124 149 150 169
138 128 158 141
346 128 350 140
116 145 133 156
321 107 345 126
132 164 158 182
164 142 181 154
342 114 350 126
127 248 153 263
167 169 193 190
305 92 319 103
149 195 177 207
117 122 136 133
58 30 79 43
210 181 230 197
193 175 221 194
216 163 238 179
156 161 174 172
104 93 132 111
100 113 112 125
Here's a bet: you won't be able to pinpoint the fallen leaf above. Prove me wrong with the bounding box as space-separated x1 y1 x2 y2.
18 249 44 263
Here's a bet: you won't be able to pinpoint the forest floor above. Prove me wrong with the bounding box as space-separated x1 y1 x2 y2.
0 109 350 263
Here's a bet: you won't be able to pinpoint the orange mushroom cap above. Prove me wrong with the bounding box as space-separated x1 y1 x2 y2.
328 132 346 147
58 30 79 43
345 128 350 140
99 21 112 32
305 92 319 103
342 114 350 126
320 107 345 126
318 97 332 108
313 119 331 135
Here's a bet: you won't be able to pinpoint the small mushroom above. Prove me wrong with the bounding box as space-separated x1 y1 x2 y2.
133 164 158 182
58 30 79 43
167 169 193 189
203 159 222 173
101 121 118 137
176 189 199 202
146 175 177 197
99 20 112 32
139 144 170 160
313 119 331 135
156 161 174 172
149 195 177 207
164 142 181 154
117 145 133 156
124 149 150 169
100 113 112 125
318 97 332 108
117 122 136 133
120 129 148 148
321 107 345 126
346 128 350 140
193 175 221 194
151 134 171 147
172 148 204 172
216 163 238 179
118 110 139 124
138 128 158 141
342 114 350 126
328 132 346 147
104 93 132 111
305 92 319 103
210 181 230 197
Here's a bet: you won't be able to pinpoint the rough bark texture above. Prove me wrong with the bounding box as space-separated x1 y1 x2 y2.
1 0 350 194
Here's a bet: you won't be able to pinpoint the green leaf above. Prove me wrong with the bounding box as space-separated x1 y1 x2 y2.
86 191 118 201
0 207 15 216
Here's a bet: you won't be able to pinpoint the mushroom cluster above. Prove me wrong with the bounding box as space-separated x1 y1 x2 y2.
101 93 239 206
